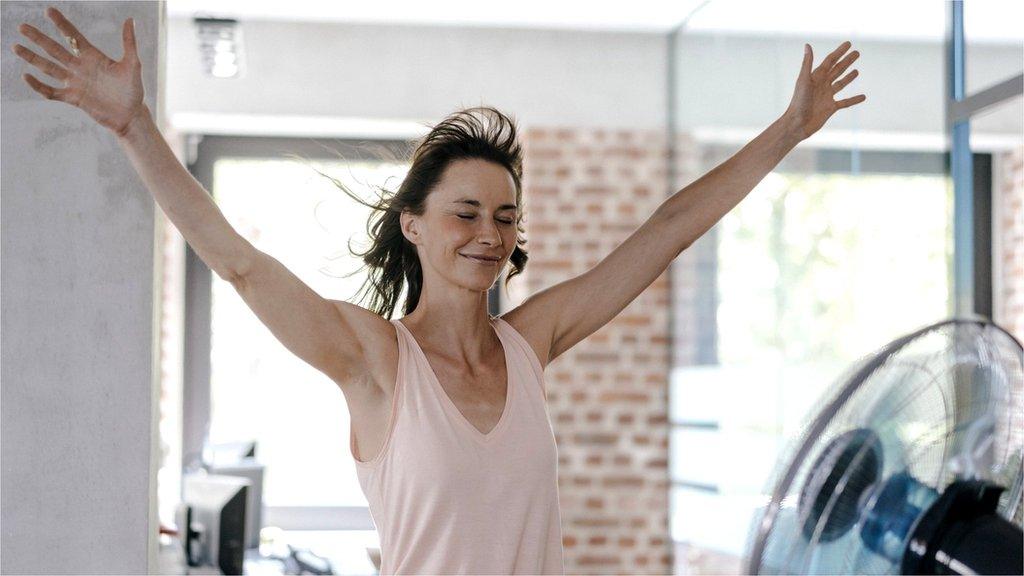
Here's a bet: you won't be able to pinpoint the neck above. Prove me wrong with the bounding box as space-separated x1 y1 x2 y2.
400 280 498 365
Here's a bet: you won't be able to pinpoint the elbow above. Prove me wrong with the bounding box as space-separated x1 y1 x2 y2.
219 266 244 286
221 237 261 285
221 254 254 286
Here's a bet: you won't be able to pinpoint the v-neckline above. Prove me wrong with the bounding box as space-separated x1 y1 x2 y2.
395 317 513 443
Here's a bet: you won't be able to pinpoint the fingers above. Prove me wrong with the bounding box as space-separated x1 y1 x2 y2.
813 40 852 79
11 43 70 82
836 94 867 109
823 40 852 70
828 50 860 83
832 69 859 94
17 22 76 66
121 18 138 64
800 44 813 80
22 72 65 101
46 7 96 54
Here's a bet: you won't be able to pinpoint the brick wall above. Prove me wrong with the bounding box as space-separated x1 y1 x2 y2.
995 146 1024 344
512 127 685 574
995 145 1024 530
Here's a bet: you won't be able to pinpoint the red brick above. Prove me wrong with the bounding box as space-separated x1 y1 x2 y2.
645 458 668 469
602 475 644 488
572 517 620 528
554 128 575 142
575 432 617 445
598 391 649 403
528 147 563 160
577 555 620 566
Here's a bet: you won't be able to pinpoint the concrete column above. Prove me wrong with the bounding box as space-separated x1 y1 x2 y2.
2 1 163 573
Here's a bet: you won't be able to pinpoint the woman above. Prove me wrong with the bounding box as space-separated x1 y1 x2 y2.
12 7 864 574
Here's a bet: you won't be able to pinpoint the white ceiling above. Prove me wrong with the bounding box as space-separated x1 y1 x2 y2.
166 0 701 32
166 0 1024 42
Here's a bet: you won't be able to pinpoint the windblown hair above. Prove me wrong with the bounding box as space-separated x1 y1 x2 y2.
305 106 530 319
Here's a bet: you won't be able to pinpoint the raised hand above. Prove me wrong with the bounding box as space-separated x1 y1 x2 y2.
11 6 146 137
785 41 867 141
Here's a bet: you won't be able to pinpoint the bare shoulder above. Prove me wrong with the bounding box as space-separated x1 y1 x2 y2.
499 304 555 371
327 299 399 395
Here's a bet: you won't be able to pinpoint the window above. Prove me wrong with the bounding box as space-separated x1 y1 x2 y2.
210 155 409 507
669 150 954 562
181 136 411 530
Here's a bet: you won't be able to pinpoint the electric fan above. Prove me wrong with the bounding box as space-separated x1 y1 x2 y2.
745 318 1024 575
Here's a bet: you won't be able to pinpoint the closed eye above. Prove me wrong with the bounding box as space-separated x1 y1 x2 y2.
458 214 514 224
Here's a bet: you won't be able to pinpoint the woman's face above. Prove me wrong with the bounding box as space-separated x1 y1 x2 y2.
403 158 519 292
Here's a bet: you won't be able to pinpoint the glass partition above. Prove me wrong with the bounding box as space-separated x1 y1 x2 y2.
666 2 974 572
963 0 1024 96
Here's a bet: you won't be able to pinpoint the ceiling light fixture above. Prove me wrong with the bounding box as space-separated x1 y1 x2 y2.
193 16 245 79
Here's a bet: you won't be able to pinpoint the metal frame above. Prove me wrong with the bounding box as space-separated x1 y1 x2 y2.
947 0 1023 316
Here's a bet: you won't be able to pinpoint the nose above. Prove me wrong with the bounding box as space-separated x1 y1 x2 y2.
476 218 502 247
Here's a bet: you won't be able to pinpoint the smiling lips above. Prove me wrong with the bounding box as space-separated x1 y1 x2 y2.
462 253 500 265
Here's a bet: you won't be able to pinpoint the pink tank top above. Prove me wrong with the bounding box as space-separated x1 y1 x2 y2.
351 315 565 575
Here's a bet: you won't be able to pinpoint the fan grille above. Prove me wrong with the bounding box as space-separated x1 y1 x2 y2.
746 319 1023 575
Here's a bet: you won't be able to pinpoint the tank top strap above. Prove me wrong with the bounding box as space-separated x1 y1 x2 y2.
390 317 410 357
389 318 434 406
492 315 548 400
389 318 415 391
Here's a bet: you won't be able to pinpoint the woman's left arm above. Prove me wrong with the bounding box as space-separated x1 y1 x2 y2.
657 41 864 243
505 41 866 365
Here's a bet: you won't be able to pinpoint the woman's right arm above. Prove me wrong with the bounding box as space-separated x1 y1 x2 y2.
117 110 369 385
116 107 250 282
13 7 370 386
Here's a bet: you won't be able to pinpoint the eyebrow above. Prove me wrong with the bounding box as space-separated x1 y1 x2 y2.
453 198 518 211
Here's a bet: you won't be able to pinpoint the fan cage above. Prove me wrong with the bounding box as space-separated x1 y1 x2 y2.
745 318 1023 575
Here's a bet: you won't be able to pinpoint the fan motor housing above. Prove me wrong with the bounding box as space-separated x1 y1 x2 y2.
902 480 1023 575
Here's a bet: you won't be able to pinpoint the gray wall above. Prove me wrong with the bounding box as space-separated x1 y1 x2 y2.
164 17 1020 147
2 1 163 573
165 17 669 130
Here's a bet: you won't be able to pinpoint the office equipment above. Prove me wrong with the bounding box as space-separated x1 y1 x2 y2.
183 472 251 575
210 458 265 549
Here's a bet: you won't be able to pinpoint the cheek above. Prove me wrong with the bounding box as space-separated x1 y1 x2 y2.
444 228 474 254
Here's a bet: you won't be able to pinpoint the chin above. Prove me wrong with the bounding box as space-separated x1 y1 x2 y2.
466 275 499 292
